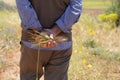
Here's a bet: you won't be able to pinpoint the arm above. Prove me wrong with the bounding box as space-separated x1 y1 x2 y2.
42 0 82 48
55 0 82 33
44 0 82 39
16 0 42 30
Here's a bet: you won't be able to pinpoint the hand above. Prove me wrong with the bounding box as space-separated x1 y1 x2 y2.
44 24 62 37
41 24 62 48
40 29 57 48
40 24 62 48
41 39 57 48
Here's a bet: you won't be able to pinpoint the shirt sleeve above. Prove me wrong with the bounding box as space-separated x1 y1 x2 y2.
56 0 82 33
16 0 42 30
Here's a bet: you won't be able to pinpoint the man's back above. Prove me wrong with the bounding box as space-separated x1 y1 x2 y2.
29 0 70 27
16 0 82 79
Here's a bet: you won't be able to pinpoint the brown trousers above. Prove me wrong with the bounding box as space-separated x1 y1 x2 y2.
20 43 72 80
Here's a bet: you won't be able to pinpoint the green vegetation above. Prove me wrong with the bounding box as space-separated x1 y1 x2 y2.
105 0 120 15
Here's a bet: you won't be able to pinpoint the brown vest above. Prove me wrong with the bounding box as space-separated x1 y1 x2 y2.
22 0 72 41
29 0 69 27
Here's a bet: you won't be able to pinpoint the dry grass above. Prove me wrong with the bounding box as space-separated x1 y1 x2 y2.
1 0 16 6
68 14 120 80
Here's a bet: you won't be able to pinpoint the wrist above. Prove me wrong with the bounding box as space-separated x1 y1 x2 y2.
51 24 62 36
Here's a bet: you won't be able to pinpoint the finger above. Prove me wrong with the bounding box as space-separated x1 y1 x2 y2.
49 40 57 48
50 41 56 47
53 41 57 46
42 40 57 48
48 41 54 48
47 41 51 48
45 41 53 48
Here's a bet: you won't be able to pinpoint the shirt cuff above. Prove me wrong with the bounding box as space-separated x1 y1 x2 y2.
21 21 42 30
56 19 70 33
31 19 42 29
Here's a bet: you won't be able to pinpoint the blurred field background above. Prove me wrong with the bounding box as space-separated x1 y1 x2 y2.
0 0 120 80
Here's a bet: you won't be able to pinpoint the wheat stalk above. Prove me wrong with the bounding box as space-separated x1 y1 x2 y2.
28 30 68 47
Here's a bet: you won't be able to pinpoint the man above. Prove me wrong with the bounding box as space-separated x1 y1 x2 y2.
16 0 82 80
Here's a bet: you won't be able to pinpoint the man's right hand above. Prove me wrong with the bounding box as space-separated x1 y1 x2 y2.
41 39 57 48
40 30 57 48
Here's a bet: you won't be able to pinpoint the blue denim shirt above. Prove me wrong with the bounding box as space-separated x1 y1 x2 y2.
16 0 82 50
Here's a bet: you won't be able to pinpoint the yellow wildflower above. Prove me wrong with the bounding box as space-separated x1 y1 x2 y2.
82 59 87 64
88 28 95 36
106 13 118 22
87 64 92 68
98 14 106 21
98 13 118 22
